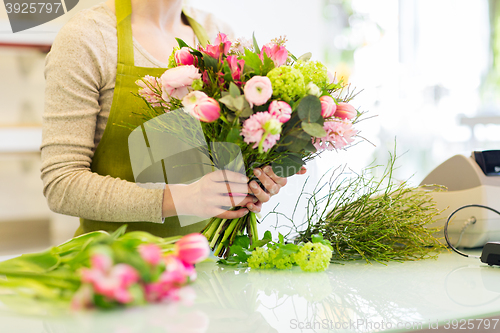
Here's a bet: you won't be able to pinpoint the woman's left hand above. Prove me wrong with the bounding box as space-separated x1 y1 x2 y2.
246 166 307 213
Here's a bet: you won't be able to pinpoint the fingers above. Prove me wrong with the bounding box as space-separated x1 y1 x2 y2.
249 180 271 203
246 200 262 213
253 167 284 197
297 166 307 175
216 207 249 219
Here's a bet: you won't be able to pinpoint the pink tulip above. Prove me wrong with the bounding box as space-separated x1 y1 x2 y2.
226 55 245 83
182 92 221 123
138 244 163 266
161 65 201 101
334 102 357 120
90 253 113 272
268 100 292 123
320 96 337 118
175 233 210 264
244 76 273 107
261 43 288 67
174 47 195 66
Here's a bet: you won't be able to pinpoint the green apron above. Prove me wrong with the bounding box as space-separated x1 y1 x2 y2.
75 0 210 237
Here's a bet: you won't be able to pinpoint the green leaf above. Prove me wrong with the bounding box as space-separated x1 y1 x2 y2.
289 52 298 62
263 230 272 240
279 130 311 153
297 95 322 123
311 233 324 243
219 95 237 111
233 95 245 111
278 233 284 244
261 52 275 76
233 235 251 249
302 122 327 138
175 38 189 49
252 32 261 54
272 153 305 178
242 50 262 75
229 82 241 98
278 243 299 256
226 127 243 144
110 224 128 239
203 53 219 73
304 140 318 153
297 52 312 62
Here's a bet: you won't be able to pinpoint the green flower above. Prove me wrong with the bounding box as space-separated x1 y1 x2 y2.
294 242 332 272
267 65 306 102
248 247 273 269
293 60 328 89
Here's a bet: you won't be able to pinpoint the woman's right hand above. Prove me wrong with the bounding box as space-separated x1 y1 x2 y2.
163 170 257 219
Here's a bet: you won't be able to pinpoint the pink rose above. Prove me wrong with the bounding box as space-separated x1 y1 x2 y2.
334 102 357 120
182 91 221 122
243 76 273 107
174 47 195 66
161 65 201 101
175 233 210 264
261 43 288 67
268 100 292 123
320 96 336 118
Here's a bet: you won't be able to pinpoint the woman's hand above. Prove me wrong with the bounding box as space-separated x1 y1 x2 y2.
163 170 257 220
246 166 307 213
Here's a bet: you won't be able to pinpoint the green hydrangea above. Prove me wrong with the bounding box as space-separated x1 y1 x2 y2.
248 247 295 270
293 60 328 88
248 247 273 269
267 65 306 102
168 47 179 68
294 242 332 272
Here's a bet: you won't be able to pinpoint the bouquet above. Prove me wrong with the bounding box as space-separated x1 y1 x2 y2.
135 33 363 258
0 226 210 310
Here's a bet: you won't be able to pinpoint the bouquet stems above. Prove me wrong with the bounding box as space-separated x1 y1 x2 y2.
201 212 259 258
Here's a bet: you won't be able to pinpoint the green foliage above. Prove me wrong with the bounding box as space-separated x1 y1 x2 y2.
293 153 447 263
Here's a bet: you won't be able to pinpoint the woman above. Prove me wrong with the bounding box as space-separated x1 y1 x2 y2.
41 0 303 237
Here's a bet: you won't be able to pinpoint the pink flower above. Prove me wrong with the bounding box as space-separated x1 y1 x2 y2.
138 244 163 266
161 65 201 101
81 255 140 305
174 47 195 66
327 70 335 84
241 111 281 152
201 33 231 60
320 96 336 118
312 119 357 151
334 102 357 120
136 75 166 107
182 91 221 122
268 101 292 123
243 76 273 107
175 233 210 264
226 55 245 83
261 43 288 67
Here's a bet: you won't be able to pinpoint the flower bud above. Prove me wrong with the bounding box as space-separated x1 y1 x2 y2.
319 95 336 118
306 82 321 97
334 102 357 120
174 47 195 66
175 233 210 264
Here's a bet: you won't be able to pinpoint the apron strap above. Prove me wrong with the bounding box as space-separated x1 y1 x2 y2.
115 0 212 66
115 0 134 66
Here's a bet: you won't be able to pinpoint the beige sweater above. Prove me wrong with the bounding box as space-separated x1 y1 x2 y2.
41 2 233 223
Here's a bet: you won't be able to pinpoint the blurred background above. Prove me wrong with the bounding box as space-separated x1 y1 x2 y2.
0 0 499 254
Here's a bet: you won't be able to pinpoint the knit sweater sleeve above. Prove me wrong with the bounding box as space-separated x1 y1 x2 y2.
40 8 165 223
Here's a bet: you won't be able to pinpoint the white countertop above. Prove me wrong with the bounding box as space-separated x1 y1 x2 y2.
1 250 500 333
